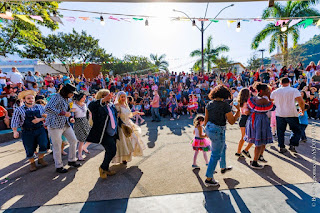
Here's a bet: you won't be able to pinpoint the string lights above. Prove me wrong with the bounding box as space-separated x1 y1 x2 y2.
5 5 12 17
236 21 241 32
145 19 148 26
100 15 105 26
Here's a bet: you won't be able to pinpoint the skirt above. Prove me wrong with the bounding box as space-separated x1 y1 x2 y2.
244 113 273 146
239 115 249 127
191 137 211 152
74 117 91 142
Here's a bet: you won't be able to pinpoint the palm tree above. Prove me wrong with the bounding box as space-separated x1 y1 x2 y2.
214 56 234 72
190 35 229 72
252 1 320 65
150 53 169 72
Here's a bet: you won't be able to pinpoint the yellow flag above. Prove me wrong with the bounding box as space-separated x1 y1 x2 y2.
15 15 35 25
227 20 236 27
316 20 320 26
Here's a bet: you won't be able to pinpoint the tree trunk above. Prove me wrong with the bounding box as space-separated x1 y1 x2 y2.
283 34 288 66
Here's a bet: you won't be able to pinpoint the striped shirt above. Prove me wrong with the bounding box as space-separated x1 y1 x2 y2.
11 104 45 128
45 93 71 129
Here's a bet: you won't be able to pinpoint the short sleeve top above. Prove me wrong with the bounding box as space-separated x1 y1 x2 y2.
206 100 231 126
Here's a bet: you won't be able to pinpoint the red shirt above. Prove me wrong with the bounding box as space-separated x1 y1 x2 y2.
226 72 233 80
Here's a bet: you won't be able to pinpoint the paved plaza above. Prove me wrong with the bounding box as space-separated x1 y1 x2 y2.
0 117 320 212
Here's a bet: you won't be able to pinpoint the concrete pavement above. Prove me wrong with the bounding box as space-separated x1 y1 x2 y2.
0 116 319 212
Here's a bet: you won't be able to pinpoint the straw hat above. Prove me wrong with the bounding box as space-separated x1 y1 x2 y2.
18 90 37 100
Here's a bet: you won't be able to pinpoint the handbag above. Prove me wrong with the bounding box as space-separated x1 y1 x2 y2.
119 106 133 138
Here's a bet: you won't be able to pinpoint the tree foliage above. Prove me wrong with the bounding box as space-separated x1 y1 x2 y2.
190 36 229 72
150 54 169 72
0 1 60 57
251 1 320 65
21 29 106 74
214 56 234 72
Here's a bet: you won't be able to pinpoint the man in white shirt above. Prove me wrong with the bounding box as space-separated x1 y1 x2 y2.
270 77 305 154
0 69 7 88
6 67 24 86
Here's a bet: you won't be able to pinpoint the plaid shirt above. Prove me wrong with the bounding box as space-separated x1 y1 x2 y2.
45 93 71 129
11 104 45 128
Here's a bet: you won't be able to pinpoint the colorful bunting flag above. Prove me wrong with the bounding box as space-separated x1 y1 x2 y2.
227 20 236 27
198 19 208 21
0 19 3 22
210 19 219 23
265 18 275 22
65 16 76 22
297 19 313 28
133 18 143 21
120 18 131 22
30 15 43 22
0 13 14 20
316 20 320 26
50 16 64 25
15 15 35 25
79 17 90 21
242 19 250 22
254 18 262 22
109 16 120 21
275 20 289 26
288 19 302 28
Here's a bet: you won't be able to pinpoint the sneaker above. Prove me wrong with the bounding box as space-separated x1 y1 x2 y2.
258 155 268 163
205 178 219 187
242 150 251 158
177 115 180 119
56 167 68 173
151 120 156 122
250 161 264 169
289 146 298 153
221 166 233 174
189 116 193 119
170 118 175 121
192 164 200 168
68 161 82 168
279 147 288 154
235 153 244 158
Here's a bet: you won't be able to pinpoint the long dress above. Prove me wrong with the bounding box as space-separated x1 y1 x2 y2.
244 97 275 146
112 105 146 163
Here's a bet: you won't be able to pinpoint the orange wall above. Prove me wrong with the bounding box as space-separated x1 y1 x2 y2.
69 64 102 79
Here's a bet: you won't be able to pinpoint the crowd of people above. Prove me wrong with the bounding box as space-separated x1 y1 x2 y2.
2 59 320 185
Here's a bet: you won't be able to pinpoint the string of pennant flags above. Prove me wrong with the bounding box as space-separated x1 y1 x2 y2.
1 10 320 28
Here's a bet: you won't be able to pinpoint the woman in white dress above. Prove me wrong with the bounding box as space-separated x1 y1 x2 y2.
112 91 146 164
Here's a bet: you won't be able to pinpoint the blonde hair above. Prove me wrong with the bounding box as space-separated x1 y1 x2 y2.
95 89 110 100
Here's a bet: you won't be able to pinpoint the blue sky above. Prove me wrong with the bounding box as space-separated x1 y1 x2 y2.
40 1 320 71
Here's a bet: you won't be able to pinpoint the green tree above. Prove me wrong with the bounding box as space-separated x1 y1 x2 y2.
150 54 169 72
22 29 106 74
190 36 229 72
247 54 262 70
251 1 320 65
214 56 234 72
0 1 60 57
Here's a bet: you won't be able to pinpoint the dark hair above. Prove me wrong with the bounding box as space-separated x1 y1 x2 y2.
59 86 73 99
280 77 290 84
193 114 205 127
127 96 133 102
253 82 268 93
237 88 250 107
73 91 86 101
208 85 231 100
301 91 307 100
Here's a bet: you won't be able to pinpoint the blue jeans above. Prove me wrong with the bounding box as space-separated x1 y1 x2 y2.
300 124 307 140
171 104 177 118
276 116 301 148
151 107 161 121
22 127 48 159
205 122 226 178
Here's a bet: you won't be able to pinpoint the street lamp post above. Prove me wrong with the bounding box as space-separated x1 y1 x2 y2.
173 4 234 72
258 49 266 66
